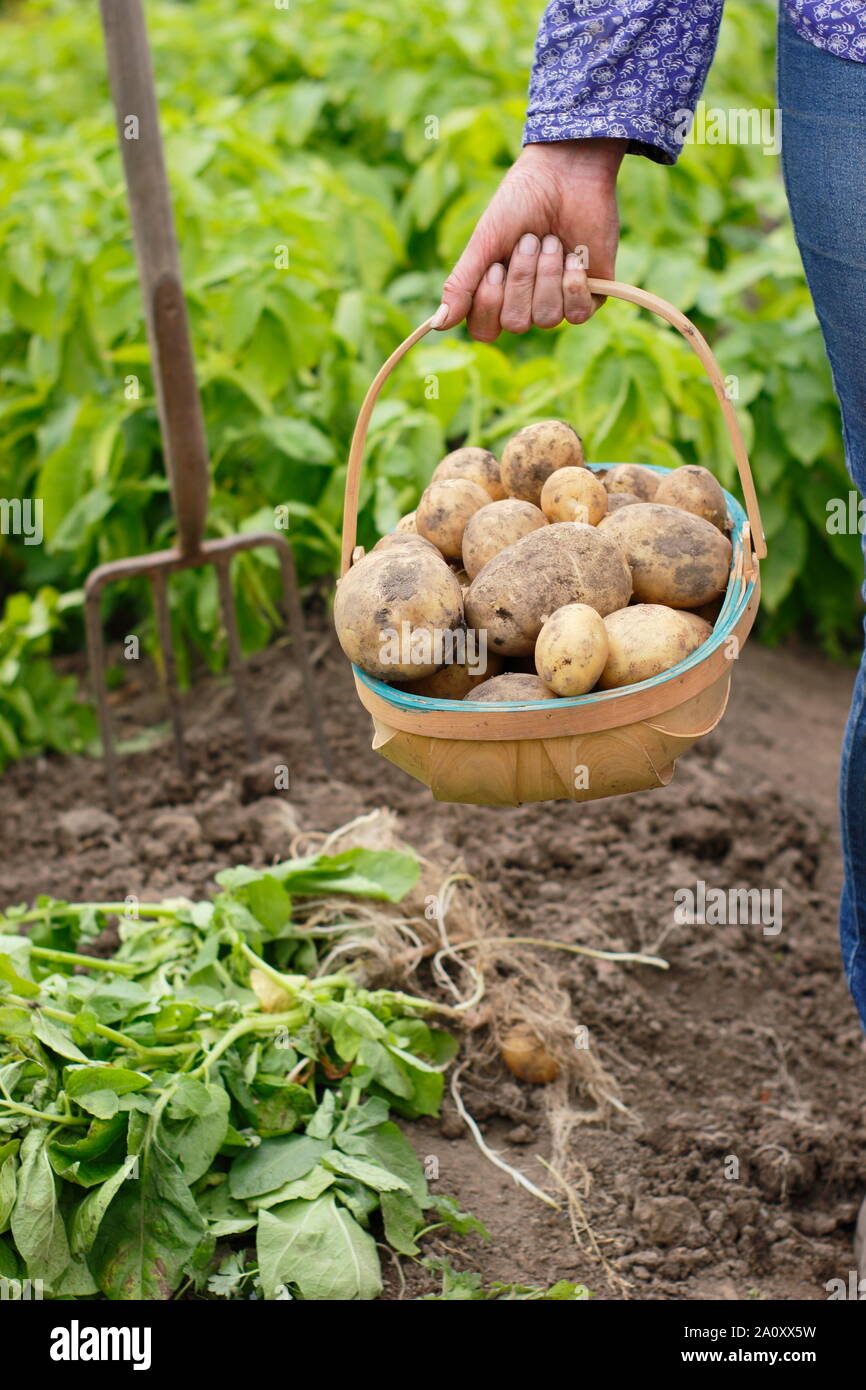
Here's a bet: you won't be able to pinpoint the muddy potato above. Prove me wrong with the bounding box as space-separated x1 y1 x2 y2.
598 604 712 690
372 531 441 557
535 603 609 697
606 491 642 512
432 446 505 501
500 1024 560 1084
416 478 490 561
395 511 417 533
467 672 558 703
540 467 607 526
334 547 463 680
465 522 632 656
603 464 659 501
461 499 548 580
654 464 727 530
598 502 731 608
401 651 504 700
500 419 584 505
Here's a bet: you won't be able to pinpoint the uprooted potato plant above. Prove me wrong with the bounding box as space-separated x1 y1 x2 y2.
0 808 664 1300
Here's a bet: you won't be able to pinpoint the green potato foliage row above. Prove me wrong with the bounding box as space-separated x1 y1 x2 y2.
0 0 861 765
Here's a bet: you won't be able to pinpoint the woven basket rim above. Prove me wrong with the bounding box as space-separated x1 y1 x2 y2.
353 463 756 716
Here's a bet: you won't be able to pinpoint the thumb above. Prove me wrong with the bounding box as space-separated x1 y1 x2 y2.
435 227 498 331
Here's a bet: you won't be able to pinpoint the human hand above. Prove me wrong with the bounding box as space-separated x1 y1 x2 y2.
434 138 625 341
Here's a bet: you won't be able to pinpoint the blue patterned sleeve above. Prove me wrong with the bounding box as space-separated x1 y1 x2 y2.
525 1 725 165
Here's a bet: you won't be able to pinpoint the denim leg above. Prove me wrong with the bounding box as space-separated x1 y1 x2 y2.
778 11 866 1029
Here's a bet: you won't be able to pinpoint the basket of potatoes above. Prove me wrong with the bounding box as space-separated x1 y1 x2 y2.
335 280 766 807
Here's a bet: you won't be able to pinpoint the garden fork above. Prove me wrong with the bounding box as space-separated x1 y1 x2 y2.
87 0 331 806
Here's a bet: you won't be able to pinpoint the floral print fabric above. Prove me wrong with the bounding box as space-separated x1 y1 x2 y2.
525 2 866 164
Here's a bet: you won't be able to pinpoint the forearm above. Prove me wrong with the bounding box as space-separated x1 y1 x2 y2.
525 1 725 165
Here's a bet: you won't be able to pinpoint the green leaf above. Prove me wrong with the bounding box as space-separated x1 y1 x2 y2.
380 1189 424 1256
337 1120 429 1206
69 1154 138 1256
162 1080 230 1184
63 1063 152 1117
0 1151 18 1234
10 1130 70 1285
89 1128 209 1300
31 1014 89 1061
229 1133 329 1200
256 1194 382 1300
321 1150 411 1193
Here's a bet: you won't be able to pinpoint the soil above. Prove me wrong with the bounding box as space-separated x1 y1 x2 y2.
2 618 864 1302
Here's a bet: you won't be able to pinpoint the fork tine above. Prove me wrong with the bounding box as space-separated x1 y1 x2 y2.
273 537 333 775
151 568 189 777
214 551 259 762
84 580 120 810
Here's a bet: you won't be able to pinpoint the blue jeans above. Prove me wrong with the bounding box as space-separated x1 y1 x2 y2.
778 11 866 1029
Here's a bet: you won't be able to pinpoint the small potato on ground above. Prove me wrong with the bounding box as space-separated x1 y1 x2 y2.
603 464 659 501
535 603 609 696
540 467 607 525
467 672 558 702
654 464 727 531
461 498 547 580
416 478 491 561
598 604 712 690
432 446 505 501
501 419 584 505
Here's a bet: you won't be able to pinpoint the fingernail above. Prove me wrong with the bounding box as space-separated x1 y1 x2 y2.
487 262 505 285
565 253 583 271
431 303 448 328
518 233 539 255
542 235 560 255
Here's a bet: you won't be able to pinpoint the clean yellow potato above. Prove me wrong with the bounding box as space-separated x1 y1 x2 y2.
461 499 548 580
401 651 504 700
603 464 660 501
432 446 505 501
540 467 607 525
467 672 558 703
535 604 609 696
598 605 712 690
334 547 463 680
654 465 727 530
395 511 417 533
416 479 491 561
465 521 632 656
598 502 732 608
500 420 584 505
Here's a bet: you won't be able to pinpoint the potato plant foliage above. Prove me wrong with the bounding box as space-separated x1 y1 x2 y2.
0 844 466 1300
0 0 861 763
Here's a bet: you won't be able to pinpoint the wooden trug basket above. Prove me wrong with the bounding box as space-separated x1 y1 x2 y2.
339 280 767 807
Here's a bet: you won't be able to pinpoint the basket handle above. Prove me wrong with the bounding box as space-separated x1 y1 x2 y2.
340 278 766 576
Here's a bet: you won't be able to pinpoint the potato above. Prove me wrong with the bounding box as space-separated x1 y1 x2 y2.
535 603 609 696
500 1024 560 1084
606 491 642 512
416 478 490 561
598 503 732 608
334 547 463 680
372 531 441 557
540 467 607 525
467 673 558 703
432 446 505 501
461 499 547 580
603 464 659 501
401 651 504 700
395 511 417 533
654 464 727 530
500 419 584 504
598 605 713 689
465 522 632 656
690 595 724 625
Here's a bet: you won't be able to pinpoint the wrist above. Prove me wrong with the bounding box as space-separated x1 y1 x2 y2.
521 137 626 185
